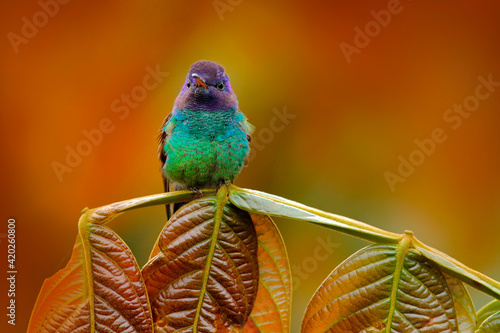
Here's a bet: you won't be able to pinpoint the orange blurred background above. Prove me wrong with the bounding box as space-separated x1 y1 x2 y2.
2 1 500 331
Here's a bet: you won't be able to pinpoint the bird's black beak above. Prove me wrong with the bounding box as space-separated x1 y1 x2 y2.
192 73 207 89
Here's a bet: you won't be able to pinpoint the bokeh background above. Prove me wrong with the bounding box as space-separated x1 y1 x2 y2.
2 0 500 331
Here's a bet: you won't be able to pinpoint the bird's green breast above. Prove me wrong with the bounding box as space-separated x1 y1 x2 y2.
162 108 249 188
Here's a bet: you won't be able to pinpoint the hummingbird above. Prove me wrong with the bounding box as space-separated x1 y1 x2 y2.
158 60 254 215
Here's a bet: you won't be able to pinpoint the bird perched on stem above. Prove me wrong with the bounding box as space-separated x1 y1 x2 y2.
158 60 253 216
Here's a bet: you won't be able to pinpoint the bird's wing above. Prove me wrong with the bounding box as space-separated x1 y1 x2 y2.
158 112 174 165
158 112 176 219
236 110 255 142
235 110 255 168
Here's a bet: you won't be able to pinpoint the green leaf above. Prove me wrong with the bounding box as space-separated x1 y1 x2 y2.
302 237 465 332
476 313 500 332
442 271 476 332
228 185 400 244
476 301 500 332
141 187 259 331
242 214 292 332
477 301 500 326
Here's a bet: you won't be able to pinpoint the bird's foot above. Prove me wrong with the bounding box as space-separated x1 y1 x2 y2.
216 179 228 192
188 186 202 196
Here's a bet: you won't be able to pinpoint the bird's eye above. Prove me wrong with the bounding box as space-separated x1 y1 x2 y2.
216 82 225 90
186 82 191 88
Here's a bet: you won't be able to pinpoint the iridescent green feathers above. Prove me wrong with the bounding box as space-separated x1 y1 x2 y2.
160 108 253 189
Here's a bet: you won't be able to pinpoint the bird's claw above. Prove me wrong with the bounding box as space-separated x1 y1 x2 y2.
188 187 202 196
216 179 228 192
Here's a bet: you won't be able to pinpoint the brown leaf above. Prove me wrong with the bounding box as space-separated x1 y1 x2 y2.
242 214 291 332
28 220 153 333
142 194 259 332
302 243 461 333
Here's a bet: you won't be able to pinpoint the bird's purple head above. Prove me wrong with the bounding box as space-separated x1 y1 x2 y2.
175 60 238 112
